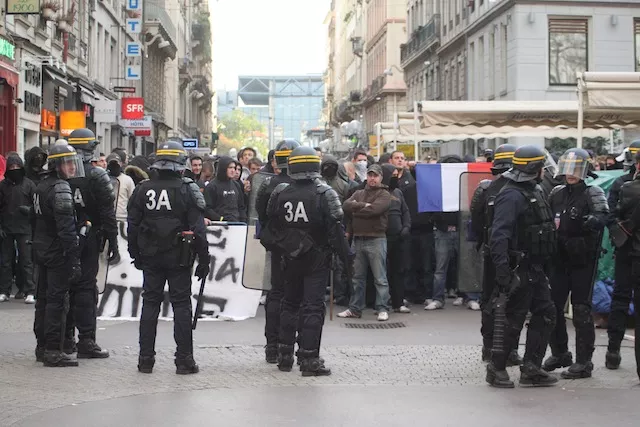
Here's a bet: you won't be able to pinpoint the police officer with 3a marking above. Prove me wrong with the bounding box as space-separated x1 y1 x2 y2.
127 141 210 375
32 144 84 367
264 146 348 376
65 128 117 359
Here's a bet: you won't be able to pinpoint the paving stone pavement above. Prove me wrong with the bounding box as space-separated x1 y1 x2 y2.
0 342 638 426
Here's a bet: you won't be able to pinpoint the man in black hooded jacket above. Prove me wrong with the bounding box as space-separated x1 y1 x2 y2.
204 156 247 222
24 147 48 185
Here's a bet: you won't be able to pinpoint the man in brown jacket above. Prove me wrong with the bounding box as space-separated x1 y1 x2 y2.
338 164 392 321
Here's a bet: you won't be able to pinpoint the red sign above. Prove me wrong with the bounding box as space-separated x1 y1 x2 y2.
121 97 144 119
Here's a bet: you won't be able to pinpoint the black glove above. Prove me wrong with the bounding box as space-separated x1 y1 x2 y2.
107 235 120 261
195 255 211 280
70 259 82 283
583 215 604 231
131 258 144 271
400 227 410 238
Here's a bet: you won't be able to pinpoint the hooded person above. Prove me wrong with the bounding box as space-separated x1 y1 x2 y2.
321 154 357 203
125 155 151 186
23 147 47 184
0 154 36 302
203 156 247 222
107 153 136 223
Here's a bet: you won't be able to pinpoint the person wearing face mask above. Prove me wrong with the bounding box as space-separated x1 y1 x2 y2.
0 155 36 303
542 148 608 379
486 145 559 388
106 153 136 224
321 155 356 204
352 150 369 183
24 147 48 185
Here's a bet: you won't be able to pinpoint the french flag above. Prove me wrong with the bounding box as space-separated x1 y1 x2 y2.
415 162 493 212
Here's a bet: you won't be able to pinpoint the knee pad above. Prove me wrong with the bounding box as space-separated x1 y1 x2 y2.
572 304 592 327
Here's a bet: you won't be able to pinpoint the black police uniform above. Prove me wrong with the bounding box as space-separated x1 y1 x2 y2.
32 144 82 367
543 149 608 378
469 144 522 366
257 139 299 363
127 142 210 374
66 129 117 358
486 145 558 388
616 172 640 379
265 146 348 376
606 141 640 367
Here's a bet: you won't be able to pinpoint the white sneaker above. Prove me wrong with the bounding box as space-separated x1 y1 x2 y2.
0 294 8 302
377 311 389 321
259 295 267 305
394 305 411 314
467 300 481 311
425 300 444 310
337 309 361 318
453 297 464 306
25 295 36 304
424 299 434 306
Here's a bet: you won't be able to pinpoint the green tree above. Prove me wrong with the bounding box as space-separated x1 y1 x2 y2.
546 136 610 156
218 110 267 156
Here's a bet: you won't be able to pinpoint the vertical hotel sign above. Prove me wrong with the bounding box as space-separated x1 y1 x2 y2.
125 0 142 80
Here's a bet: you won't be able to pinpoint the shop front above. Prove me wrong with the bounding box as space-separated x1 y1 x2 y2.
0 38 19 155
40 64 75 145
18 57 42 156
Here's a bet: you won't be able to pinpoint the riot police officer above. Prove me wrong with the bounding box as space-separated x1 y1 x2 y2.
542 148 608 378
65 128 117 358
265 146 348 376
127 141 210 374
257 139 300 363
33 144 83 367
486 145 558 388
470 144 522 366
606 140 640 369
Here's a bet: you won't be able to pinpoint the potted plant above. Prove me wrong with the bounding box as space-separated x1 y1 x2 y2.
41 1 61 20
57 4 75 32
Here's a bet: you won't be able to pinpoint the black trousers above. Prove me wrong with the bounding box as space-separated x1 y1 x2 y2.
404 230 434 303
0 234 35 296
387 235 407 309
33 263 71 351
549 255 596 363
607 249 633 352
631 259 640 375
279 250 329 356
492 264 556 370
264 250 285 347
480 250 496 349
139 265 193 359
66 231 99 342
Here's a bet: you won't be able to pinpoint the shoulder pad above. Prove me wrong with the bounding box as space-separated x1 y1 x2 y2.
322 186 344 221
183 180 206 211
53 180 74 215
586 184 609 213
549 184 565 199
315 179 332 194
90 165 113 185
273 182 289 195
479 179 492 190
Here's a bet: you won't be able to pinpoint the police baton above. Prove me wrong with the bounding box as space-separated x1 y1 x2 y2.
192 276 207 330
329 254 335 321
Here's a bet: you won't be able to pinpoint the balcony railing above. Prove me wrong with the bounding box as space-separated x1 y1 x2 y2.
400 14 441 66
146 3 176 46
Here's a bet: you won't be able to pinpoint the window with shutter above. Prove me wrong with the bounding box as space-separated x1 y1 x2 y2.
635 19 640 72
548 18 588 85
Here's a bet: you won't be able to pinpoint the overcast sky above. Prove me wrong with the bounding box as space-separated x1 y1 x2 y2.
211 0 329 90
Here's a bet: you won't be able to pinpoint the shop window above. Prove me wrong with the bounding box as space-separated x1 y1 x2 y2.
549 18 588 85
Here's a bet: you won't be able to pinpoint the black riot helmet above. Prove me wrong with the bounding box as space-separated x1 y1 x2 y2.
288 146 321 181
150 140 188 172
555 147 591 181
47 143 86 180
622 140 640 169
67 128 99 163
491 144 516 175
274 139 301 170
503 145 547 183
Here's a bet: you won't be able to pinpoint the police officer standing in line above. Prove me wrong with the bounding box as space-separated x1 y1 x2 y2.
606 140 640 370
65 128 117 358
486 145 558 388
543 148 608 379
265 146 348 376
470 144 522 366
32 144 84 367
257 139 300 363
127 141 210 374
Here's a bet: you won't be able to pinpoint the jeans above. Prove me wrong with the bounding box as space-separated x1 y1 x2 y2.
349 237 390 314
433 230 458 303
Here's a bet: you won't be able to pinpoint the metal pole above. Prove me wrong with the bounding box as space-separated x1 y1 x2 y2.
377 122 381 159
393 94 398 152
413 101 419 161
577 79 584 149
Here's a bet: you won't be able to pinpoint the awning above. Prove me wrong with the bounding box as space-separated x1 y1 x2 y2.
0 61 19 87
78 86 95 106
44 68 73 97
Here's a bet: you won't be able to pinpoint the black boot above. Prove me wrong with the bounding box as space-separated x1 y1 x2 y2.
481 346 491 363
561 362 594 379
77 339 110 359
486 362 514 388
175 354 199 375
519 362 558 387
35 346 45 363
43 350 79 367
265 345 278 364
542 352 572 372
63 339 77 355
506 350 523 367
299 349 331 377
138 356 155 374
605 350 621 370
277 345 294 372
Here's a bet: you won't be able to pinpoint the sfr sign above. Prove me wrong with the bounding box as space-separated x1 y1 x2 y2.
121 97 144 119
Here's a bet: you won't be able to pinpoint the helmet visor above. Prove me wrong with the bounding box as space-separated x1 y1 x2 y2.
556 151 589 180
57 155 85 179
543 149 558 176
